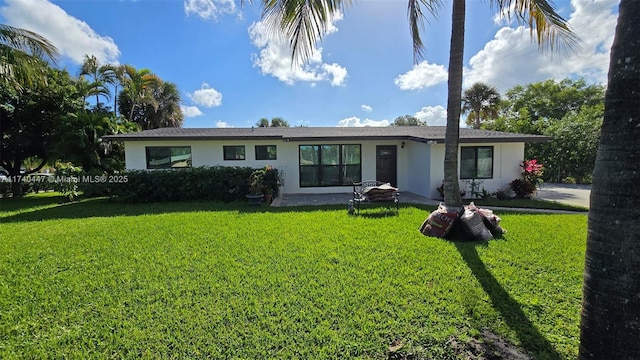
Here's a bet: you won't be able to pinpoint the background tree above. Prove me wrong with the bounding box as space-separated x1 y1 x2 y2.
0 67 82 196
495 78 604 133
55 108 139 173
118 65 161 123
462 82 501 129
251 0 575 207
256 118 270 127
78 54 114 108
255 117 290 127
0 23 59 88
75 77 110 112
391 114 425 126
540 104 603 183
269 117 289 127
580 0 640 357
118 66 182 129
485 78 605 183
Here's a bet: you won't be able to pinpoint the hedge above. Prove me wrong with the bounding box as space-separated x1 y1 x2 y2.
101 166 279 203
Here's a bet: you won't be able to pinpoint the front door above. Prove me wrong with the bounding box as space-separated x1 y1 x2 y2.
376 145 397 186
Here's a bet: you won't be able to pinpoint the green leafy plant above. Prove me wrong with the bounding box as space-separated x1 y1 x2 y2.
521 159 544 188
509 178 537 199
54 162 82 202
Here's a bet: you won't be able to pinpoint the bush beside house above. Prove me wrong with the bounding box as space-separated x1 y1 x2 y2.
106 166 279 203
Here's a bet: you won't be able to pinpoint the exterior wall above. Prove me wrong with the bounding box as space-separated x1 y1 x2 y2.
426 142 524 198
404 141 431 198
124 139 405 195
123 139 524 198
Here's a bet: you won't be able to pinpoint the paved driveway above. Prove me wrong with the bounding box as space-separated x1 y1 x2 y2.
534 183 591 209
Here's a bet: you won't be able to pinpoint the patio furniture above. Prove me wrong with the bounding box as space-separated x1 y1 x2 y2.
349 181 399 215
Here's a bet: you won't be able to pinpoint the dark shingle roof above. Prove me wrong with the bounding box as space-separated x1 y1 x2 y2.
104 126 550 143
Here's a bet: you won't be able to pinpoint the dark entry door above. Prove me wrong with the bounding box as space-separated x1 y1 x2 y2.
376 145 397 186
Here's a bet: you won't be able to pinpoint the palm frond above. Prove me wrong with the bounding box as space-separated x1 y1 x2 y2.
262 0 349 65
407 0 442 63
0 23 59 63
494 0 579 55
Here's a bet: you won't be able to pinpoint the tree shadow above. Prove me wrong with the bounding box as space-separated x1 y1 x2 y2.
454 241 562 359
0 196 352 223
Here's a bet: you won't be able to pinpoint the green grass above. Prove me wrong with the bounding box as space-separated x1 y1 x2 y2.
471 198 587 212
0 194 587 359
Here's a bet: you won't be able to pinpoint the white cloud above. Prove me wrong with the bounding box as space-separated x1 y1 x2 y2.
0 0 120 64
188 83 223 108
464 0 617 91
184 0 236 20
336 116 390 127
322 63 348 87
248 17 348 86
361 104 373 112
415 106 447 126
181 105 204 118
216 121 233 128
395 61 448 90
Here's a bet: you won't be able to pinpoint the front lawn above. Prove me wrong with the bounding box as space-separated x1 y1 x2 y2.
0 194 586 359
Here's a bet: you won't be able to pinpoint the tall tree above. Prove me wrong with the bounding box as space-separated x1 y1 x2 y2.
391 115 425 126
55 109 139 173
255 117 290 127
102 64 125 116
250 0 576 207
579 0 640 358
119 65 161 122
485 78 605 182
256 118 270 127
0 67 82 196
0 23 59 88
462 82 501 129
496 78 604 134
78 54 114 109
118 79 183 129
269 117 290 127
75 77 110 112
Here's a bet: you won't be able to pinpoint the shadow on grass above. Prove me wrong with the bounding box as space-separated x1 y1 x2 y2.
454 241 562 360
0 196 358 223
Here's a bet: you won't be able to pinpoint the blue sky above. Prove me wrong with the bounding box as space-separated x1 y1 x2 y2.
1 0 618 128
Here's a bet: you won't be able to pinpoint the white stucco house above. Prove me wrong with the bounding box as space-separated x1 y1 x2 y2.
105 126 548 199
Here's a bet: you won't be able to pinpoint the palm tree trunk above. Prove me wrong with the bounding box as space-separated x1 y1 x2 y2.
443 0 465 208
579 0 640 358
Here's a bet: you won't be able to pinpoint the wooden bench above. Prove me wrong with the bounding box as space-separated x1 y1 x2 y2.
348 180 399 215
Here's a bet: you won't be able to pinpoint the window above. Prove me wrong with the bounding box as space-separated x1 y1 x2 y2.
255 145 277 160
299 144 361 187
146 146 192 169
460 146 493 179
223 146 245 160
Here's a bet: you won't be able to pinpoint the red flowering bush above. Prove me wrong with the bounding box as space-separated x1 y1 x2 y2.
521 159 544 188
509 159 545 198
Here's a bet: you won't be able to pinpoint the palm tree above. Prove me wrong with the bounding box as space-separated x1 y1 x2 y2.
462 82 501 129
251 0 576 207
119 64 161 122
147 81 184 129
579 0 640 358
75 77 111 112
0 23 59 88
100 63 125 116
78 55 115 109
119 78 183 129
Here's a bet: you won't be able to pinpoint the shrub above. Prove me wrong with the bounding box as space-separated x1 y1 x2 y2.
509 179 537 198
521 159 544 188
108 166 278 203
